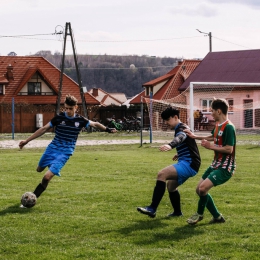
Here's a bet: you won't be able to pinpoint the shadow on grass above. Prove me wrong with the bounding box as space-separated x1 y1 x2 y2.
0 204 34 215
119 218 168 234
245 146 260 150
117 217 207 245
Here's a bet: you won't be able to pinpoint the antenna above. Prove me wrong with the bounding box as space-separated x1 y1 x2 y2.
56 22 87 117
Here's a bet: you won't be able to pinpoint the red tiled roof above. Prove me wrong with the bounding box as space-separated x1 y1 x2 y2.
163 60 201 99
130 60 201 104
88 88 123 106
84 92 100 105
0 75 9 84
101 94 109 104
0 56 86 104
129 90 145 104
142 66 179 86
130 67 179 104
153 76 176 100
14 67 59 95
179 50 260 91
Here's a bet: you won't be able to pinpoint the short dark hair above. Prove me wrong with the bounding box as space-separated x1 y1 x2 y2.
64 94 78 106
161 106 180 120
211 98 229 115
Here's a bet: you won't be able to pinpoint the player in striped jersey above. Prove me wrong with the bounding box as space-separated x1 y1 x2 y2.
186 98 236 225
137 106 201 218
19 94 116 207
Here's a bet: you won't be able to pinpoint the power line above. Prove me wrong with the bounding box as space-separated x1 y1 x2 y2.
0 37 61 41
0 31 253 49
213 36 251 49
76 36 202 43
0 32 62 38
0 33 202 42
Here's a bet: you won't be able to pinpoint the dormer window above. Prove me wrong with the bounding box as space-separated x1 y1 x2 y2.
0 84 4 95
28 82 41 95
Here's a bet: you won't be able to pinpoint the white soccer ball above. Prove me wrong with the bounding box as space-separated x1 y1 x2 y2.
21 192 37 208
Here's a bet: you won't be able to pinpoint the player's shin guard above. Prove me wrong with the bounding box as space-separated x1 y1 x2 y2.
150 180 166 210
33 183 46 198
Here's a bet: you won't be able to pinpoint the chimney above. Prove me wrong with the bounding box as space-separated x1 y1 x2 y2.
6 64 14 81
92 88 98 97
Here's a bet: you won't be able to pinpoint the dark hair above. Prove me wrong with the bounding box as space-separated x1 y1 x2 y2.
64 94 78 106
211 98 229 115
161 106 180 120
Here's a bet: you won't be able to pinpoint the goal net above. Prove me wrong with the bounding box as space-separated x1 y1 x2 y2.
144 82 260 135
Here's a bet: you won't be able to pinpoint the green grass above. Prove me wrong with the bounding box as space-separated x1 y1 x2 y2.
0 142 260 259
1 130 260 143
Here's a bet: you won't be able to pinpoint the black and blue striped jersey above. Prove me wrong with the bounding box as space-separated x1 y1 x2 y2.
48 112 90 155
168 122 201 172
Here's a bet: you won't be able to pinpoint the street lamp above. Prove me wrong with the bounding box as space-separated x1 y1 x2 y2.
196 29 212 52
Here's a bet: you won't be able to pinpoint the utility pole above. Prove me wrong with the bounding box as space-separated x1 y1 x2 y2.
56 22 88 117
209 32 212 52
196 29 212 52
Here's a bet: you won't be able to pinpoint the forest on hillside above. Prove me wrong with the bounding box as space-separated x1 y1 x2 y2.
34 51 180 98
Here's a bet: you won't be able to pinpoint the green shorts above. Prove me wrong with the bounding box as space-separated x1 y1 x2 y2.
202 167 232 186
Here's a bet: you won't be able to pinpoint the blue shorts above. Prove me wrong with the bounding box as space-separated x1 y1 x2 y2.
173 161 198 185
38 148 71 176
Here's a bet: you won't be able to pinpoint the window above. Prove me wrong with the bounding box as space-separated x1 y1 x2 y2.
145 86 153 96
227 99 234 113
28 82 41 95
0 85 3 95
145 87 151 96
201 99 212 113
201 98 234 113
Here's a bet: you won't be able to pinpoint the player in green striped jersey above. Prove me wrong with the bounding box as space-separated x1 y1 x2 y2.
185 98 236 225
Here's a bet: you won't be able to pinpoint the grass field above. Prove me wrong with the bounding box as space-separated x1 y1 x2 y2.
0 139 260 259
1 130 260 143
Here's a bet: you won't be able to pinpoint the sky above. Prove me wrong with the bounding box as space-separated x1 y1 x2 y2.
1 0 260 60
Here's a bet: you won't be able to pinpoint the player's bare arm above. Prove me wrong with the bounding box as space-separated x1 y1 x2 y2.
184 129 213 141
159 144 172 152
201 139 233 154
89 120 117 133
19 123 52 149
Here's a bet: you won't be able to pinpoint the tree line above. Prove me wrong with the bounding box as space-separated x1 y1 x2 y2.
35 51 180 98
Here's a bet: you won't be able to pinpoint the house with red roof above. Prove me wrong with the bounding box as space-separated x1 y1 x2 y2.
0 56 100 133
88 88 127 107
86 88 135 124
179 50 260 130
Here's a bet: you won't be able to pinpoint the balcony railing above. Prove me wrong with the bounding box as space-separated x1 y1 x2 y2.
18 92 54 96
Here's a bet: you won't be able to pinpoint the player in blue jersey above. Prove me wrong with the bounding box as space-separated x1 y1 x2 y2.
137 106 201 218
19 94 116 207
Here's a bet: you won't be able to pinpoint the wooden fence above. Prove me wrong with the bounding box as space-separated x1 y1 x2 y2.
0 103 148 133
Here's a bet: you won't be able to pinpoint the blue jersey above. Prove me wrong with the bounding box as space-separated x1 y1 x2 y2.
168 122 201 172
47 112 90 155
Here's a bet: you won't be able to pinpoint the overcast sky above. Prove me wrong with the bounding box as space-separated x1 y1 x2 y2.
1 0 260 59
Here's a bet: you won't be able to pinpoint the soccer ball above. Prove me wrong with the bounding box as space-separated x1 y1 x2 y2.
21 192 37 208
